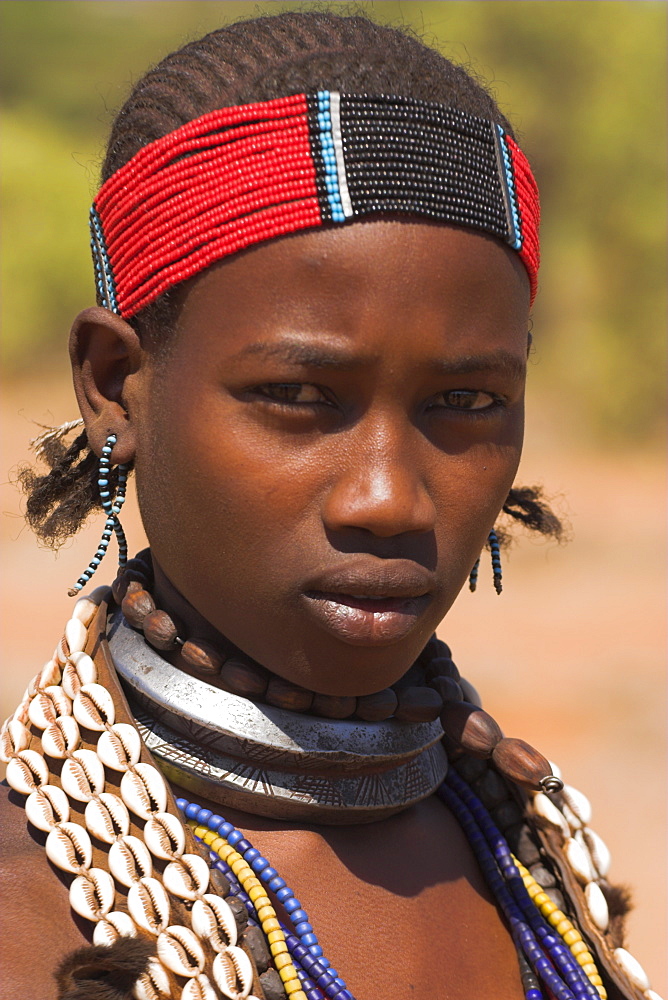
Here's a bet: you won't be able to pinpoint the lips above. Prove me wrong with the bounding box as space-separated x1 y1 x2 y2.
301 560 435 646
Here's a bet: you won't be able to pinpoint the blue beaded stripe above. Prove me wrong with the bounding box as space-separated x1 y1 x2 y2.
495 126 523 250
468 556 480 592
178 780 602 1000
316 91 347 224
69 433 128 596
89 206 119 313
179 799 351 1000
440 772 600 1000
488 527 503 595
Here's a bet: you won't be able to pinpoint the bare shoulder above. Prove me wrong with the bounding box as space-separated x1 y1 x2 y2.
0 782 89 1000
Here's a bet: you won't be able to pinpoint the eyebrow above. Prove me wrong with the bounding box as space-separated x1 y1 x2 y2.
231 341 364 370
232 341 526 380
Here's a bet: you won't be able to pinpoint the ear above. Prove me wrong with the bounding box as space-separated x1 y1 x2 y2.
69 306 145 465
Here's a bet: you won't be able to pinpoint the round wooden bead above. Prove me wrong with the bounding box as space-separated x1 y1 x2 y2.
121 588 156 629
425 656 460 682
112 573 145 605
143 610 180 651
492 737 554 791
219 659 269 697
311 694 357 719
354 688 398 722
265 676 313 713
181 640 224 675
439 701 503 758
428 675 464 704
394 686 442 723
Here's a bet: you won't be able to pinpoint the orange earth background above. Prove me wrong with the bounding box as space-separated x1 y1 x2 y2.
1 1 666 995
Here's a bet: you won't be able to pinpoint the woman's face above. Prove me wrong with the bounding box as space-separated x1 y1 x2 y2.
132 220 530 695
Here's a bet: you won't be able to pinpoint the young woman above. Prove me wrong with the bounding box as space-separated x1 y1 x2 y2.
0 11 660 1000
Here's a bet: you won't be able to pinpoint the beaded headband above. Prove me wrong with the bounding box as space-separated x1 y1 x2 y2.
91 91 540 318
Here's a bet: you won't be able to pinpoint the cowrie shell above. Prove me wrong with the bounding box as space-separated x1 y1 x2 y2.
121 763 168 819
85 792 131 844
582 826 612 878
5 748 49 794
109 835 153 887
56 637 69 667
73 683 115 731
73 597 99 627
93 910 137 946
584 880 609 931
532 792 570 839
65 617 88 654
41 715 81 758
70 867 115 921
71 650 97 680
561 802 582 832
133 957 172 1000
46 822 93 873
61 748 106 802
97 723 141 771
26 784 70 832
182 974 218 1000
192 894 238 950
13 701 30 726
212 947 253 998
62 651 97 699
562 784 592 826
564 836 596 885
0 718 31 762
144 812 186 860
128 877 171 935
27 671 45 698
613 948 651 991
157 925 205 977
163 853 210 901
38 659 62 689
29 686 72 730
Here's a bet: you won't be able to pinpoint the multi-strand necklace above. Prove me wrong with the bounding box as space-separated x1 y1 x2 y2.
1 582 659 1000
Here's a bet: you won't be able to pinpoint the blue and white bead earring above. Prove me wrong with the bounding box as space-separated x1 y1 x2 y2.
468 528 503 595
68 432 129 596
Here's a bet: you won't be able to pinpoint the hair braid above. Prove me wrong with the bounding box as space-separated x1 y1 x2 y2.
18 428 122 547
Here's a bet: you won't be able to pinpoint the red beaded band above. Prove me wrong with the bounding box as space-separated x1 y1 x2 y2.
91 92 540 318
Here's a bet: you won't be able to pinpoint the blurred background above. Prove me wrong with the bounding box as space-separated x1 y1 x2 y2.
1 1 665 992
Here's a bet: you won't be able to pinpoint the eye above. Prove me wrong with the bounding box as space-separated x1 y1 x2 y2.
432 389 503 412
252 382 332 406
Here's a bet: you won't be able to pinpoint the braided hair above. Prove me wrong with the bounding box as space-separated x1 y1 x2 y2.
20 10 562 548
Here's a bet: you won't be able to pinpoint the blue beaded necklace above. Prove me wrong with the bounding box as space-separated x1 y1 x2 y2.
177 770 604 1000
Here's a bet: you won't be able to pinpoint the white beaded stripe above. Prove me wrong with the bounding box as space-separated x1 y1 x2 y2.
329 91 353 218
2 601 251 997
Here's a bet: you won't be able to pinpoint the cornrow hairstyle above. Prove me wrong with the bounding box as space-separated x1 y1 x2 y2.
20 10 562 548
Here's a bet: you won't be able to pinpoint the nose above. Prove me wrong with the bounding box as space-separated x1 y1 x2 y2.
322 420 437 538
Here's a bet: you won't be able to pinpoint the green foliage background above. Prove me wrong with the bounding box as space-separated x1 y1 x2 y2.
1 0 665 443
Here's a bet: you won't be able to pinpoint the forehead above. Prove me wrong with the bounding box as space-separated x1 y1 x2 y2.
170 219 530 363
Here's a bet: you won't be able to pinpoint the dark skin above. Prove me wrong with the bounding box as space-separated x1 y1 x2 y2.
1 220 530 998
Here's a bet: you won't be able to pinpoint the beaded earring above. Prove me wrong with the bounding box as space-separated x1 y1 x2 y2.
469 529 503 595
68 433 129 596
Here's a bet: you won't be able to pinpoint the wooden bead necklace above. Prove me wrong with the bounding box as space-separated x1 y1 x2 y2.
112 550 563 799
